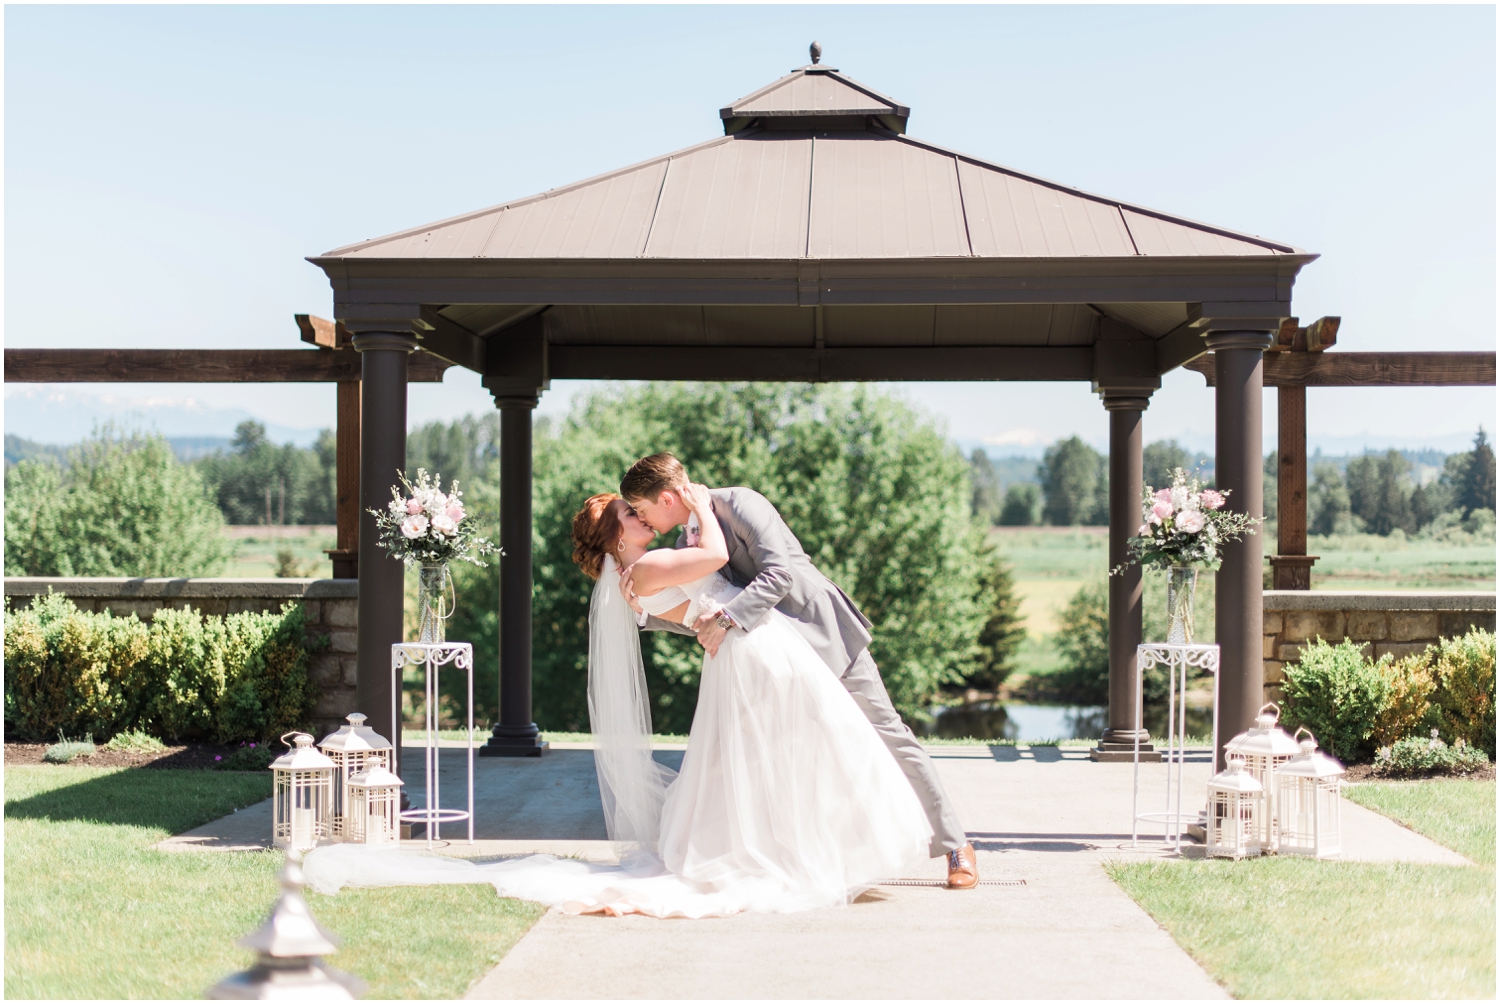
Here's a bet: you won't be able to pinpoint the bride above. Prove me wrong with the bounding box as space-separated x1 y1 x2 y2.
303 484 931 918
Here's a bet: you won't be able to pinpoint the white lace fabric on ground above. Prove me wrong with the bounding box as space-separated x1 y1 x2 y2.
304 561 931 919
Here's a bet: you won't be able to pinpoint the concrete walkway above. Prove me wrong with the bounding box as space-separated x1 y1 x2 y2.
158 743 1470 998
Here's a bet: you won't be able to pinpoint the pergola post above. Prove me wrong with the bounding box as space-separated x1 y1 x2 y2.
1092 392 1157 762
480 319 550 758
1207 328 1277 770
1270 384 1317 588
350 331 417 768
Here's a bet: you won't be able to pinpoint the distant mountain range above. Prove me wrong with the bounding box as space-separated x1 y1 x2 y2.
2 387 322 449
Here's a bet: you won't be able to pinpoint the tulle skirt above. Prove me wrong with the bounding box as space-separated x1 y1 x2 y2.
303 613 931 918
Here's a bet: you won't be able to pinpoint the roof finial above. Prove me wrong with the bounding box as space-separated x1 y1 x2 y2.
809 41 822 65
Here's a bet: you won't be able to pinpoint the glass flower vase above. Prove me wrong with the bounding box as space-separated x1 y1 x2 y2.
1166 566 1199 644
416 563 452 644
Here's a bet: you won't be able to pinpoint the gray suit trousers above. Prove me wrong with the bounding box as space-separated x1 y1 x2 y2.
841 649 968 857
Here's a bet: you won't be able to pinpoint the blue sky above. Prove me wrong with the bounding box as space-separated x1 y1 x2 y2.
5 5 1495 455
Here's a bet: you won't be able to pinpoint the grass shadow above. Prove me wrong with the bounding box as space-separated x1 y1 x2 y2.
5 767 270 834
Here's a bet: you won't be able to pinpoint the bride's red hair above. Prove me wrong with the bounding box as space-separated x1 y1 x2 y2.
571 493 623 580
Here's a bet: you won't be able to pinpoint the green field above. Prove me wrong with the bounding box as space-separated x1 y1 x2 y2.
221 525 335 578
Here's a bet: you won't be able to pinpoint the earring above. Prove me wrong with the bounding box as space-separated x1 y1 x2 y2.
617 539 625 551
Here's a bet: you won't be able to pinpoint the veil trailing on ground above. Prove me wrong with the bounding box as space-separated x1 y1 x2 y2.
588 555 677 858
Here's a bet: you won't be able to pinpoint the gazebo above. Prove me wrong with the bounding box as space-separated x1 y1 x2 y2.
310 48 1317 763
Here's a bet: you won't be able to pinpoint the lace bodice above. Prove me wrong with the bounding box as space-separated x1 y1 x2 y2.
635 571 742 626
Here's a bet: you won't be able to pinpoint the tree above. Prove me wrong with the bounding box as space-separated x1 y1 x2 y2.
998 483 1041 526
1039 437 1106 526
1263 450 1278 521
1309 462 1357 536
4 427 230 577
449 383 1006 733
197 421 332 525
1457 428 1497 515
960 543 1026 692
1053 580 1109 703
1345 451 1414 536
969 449 1003 525
1142 439 1192 493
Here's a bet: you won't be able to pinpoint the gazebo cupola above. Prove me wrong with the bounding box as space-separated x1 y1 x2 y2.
719 44 910 134
313 47 1315 769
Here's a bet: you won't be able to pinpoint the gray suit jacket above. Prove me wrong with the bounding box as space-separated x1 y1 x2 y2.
641 487 872 675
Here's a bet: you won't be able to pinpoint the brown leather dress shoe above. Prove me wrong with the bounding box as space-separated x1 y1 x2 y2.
946 843 978 889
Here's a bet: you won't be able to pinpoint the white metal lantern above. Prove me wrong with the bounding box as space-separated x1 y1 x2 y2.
1205 756 1264 859
1222 702 1302 850
344 764 405 845
318 712 394 840
271 732 335 851
1274 728 1345 859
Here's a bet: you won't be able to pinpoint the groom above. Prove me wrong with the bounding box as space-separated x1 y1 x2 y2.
618 453 978 889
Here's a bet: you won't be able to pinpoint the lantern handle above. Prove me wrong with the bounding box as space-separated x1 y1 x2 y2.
1259 702 1281 722
280 731 310 749
1293 726 1316 746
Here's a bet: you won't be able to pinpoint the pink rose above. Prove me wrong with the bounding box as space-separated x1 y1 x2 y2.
446 504 465 522
405 499 422 515
1137 524 1150 536
1177 511 1206 534
1151 500 1173 522
401 514 429 539
1154 488 1172 504
1199 490 1225 510
431 514 458 537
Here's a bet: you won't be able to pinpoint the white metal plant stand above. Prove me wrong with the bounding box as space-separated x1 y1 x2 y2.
1131 643 1221 852
390 642 475 849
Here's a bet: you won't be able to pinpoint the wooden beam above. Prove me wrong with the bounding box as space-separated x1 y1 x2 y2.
3 348 452 383
326 379 361 579
416 307 487 373
1184 351 1495 388
545 345 1095 382
1154 323 1209 374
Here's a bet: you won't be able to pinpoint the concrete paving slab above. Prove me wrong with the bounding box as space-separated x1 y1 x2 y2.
156 797 272 852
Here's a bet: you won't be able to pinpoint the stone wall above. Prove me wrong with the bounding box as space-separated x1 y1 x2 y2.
4 577 358 737
1263 591 1496 704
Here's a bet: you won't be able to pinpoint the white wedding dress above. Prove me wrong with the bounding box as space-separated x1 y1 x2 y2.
303 556 931 918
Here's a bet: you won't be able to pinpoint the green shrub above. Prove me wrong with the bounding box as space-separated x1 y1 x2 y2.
1430 628 1496 758
1052 580 1169 704
103 729 166 754
1373 731 1491 778
1371 653 1440 748
213 741 277 771
4 594 318 744
43 733 95 764
1281 638 1391 762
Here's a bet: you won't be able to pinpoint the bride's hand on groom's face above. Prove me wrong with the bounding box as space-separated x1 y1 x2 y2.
677 482 712 513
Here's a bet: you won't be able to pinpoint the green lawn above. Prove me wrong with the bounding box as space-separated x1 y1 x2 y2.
1107 780 1496 999
4 766 543 999
221 525 336 578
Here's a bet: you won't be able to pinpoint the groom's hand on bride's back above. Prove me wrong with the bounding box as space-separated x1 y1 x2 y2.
618 564 644 614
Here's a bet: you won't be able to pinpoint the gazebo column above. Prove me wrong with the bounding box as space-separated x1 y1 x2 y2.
1091 392 1158 762
350 331 417 765
1208 328 1277 770
481 319 550 758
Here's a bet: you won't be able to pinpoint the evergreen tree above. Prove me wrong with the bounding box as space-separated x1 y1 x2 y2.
998 483 1041 526
1345 454 1380 528
1142 439 1192 493
958 542 1027 691
969 448 1003 525
197 421 332 525
1457 428 1497 515
1039 437 1107 526
1309 462 1356 536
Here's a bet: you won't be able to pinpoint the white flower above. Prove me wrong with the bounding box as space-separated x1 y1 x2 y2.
431 514 458 537
1169 486 1189 511
1177 511 1206 534
401 514 429 539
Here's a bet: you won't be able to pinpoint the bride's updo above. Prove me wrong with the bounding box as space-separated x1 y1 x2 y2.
571 493 623 579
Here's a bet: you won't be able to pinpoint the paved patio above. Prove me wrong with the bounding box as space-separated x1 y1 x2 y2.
160 742 1468 999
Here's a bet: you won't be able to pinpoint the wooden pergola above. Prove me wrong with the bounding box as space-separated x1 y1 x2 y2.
308 53 1322 765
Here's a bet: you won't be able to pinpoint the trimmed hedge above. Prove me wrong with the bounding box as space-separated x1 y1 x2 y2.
4 592 319 744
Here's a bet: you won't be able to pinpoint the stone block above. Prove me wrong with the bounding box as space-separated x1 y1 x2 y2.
342 657 360 688
1263 635 1277 659
1388 611 1440 643
328 630 358 654
1263 684 1285 705
1345 611 1388 642
325 600 358 629
1262 611 1283 635
1282 609 1345 644
101 600 162 621
313 691 358 719
193 599 230 617
308 653 343 688
1278 643 1307 663
1263 661 1286 684
1441 611 1496 638
301 601 322 626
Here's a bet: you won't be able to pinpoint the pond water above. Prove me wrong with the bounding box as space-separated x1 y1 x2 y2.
918 700 1214 742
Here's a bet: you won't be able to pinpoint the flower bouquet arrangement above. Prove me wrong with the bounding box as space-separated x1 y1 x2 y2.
1113 467 1261 643
369 469 497 642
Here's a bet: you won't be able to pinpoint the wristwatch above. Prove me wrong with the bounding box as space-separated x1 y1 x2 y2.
715 610 735 631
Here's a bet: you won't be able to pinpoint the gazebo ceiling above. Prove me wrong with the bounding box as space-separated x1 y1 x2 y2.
311 52 1317 384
